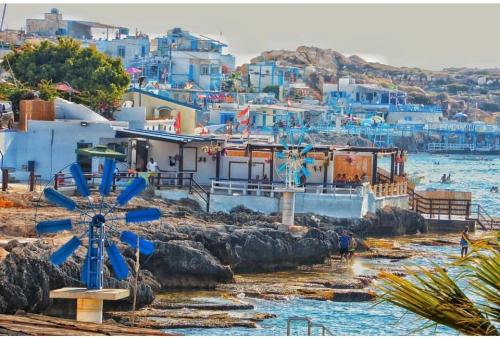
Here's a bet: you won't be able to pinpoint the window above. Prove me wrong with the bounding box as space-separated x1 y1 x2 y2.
210 64 220 75
117 46 126 58
141 45 146 57
200 64 209 75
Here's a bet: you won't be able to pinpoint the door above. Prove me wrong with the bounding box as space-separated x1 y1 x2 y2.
76 142 92 173
136 141 149 172
182 147 197 172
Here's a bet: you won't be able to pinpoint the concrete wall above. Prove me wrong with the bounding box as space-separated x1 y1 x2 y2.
123 91 197 134
153 184 409 219
387 111 443 123
0 120 115 181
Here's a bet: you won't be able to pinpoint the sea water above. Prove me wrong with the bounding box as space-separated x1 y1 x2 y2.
174 244 460 336
174 153 498 336
397 153 499 213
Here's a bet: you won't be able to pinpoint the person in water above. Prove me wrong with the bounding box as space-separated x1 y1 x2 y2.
490 186 498 193
338 230 351 263
460 227 471 257
441 173 447 183
447 173 451 182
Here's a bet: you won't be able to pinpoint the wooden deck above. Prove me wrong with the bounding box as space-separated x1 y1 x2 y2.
0 313 177 336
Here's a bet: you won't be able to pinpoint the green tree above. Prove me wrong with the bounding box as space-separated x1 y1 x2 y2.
379 241 499 336
3 37 130 115
37 80 58 101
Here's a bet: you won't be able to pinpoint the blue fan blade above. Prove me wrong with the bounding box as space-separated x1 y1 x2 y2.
304 157 315 165
301 166 311 177
301 144 314 155
294 171 301 186
277 163 287 173
276 151 285 159
120 231 155 255
280 139 289 150
106 243 129 280
36 219 72 234
117 177 147 206
44 188 77 211
50 236 81 265
70 163 90 198
125 208 161 223
100 158 116 197
81 249 90 284
297 133 305 145
288 130 295 144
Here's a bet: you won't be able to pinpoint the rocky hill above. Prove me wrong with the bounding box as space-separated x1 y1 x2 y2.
245 46 500 120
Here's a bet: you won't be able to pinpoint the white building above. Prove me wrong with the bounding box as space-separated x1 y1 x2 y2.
0 99 119 181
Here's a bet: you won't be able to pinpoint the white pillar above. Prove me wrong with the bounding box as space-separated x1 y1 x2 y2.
282 191 296 227
76 298 104 324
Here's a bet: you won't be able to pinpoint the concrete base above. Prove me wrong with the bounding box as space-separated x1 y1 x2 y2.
50 287 129 324
76 298 103 323
281 191 296 227
425 218 476 233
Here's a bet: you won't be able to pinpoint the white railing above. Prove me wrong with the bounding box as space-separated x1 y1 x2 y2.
428 143 474 152
210 180 368 197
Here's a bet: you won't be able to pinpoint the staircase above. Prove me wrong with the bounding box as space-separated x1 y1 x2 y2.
286 316 333 336
467 204 500 230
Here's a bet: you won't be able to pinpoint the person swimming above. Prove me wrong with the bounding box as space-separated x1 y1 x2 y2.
460 227 471 257
490 186 499 193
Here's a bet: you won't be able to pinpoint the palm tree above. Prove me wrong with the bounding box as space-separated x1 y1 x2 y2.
378 240 499 336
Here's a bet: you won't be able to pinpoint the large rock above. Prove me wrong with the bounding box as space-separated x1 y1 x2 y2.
142 240 234 289
0 240 156 314
358 206 427 236
192 226 336 273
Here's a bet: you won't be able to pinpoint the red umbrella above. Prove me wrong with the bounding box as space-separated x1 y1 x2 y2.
126 67 142 75
55 83 80 94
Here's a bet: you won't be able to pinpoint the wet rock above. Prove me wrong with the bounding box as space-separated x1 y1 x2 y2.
330 289 376 302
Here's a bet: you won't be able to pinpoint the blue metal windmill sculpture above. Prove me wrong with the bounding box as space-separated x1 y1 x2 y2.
275 128 315 227
36 158 159 290
276 128 315 189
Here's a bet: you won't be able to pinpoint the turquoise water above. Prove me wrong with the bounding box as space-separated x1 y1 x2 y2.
173 153 497 336
393 153 499 214
174 244 461 336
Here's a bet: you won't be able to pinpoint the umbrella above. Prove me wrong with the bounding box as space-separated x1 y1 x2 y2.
372 115 384 123
76 145 126 159
55 83 80 94
126 67 142 75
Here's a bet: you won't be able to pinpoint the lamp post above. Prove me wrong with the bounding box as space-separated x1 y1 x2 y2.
63 81 73 102
168 42 176 86
138 76 145 107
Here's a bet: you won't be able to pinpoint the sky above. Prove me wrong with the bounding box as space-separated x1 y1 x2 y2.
4 3 500 70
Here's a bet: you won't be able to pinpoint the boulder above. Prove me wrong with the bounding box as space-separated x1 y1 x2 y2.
0 240 156 314
142 240 234 289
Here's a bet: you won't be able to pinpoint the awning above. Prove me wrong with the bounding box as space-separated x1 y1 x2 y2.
116 128 213 144
76 145 126 159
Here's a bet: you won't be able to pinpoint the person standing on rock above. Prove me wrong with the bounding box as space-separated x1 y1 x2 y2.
338 230 351 263
460 227 471 257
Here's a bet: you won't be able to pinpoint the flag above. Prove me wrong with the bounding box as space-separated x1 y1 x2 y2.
174 111 181 135
242 125 251 138
237 106 250 125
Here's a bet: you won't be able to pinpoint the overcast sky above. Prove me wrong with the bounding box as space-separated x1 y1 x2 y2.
5 3 500 70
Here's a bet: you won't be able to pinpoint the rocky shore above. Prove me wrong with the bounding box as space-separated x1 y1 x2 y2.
0 192 428 326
